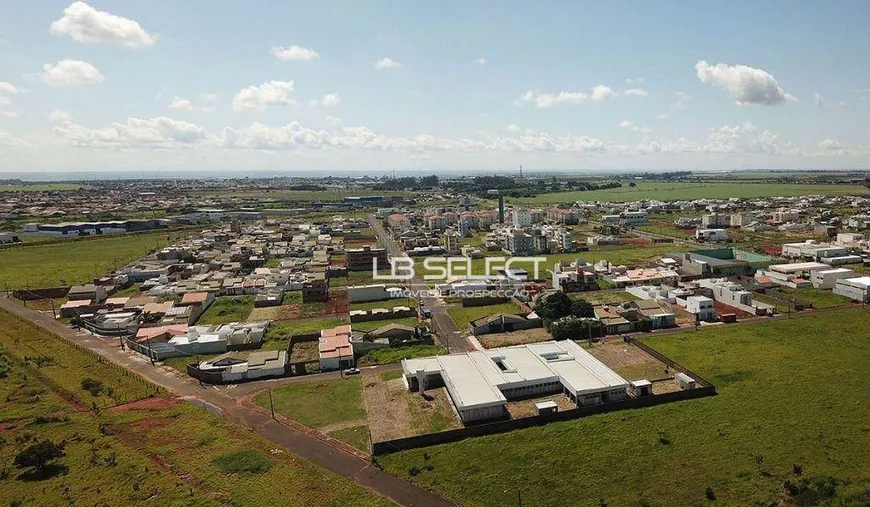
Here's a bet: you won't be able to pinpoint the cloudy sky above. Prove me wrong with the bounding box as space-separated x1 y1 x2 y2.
1 0 869 174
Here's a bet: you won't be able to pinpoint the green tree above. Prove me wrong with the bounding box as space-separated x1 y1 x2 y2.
534 292 574 321
14 441 66 475
570 298 594 318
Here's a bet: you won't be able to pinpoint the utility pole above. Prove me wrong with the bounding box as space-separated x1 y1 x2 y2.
268 389 275 419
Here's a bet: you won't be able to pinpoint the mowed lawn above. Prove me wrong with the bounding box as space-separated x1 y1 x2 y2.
379 309 870 506
0 230 194 289
514 181 870 204
253 377 366 428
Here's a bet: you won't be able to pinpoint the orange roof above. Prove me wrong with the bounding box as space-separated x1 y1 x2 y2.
180 292 209 304
319 325 353 358
135 324 188 342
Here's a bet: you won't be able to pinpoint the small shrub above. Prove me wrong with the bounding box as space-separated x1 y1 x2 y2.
705 487 716 501
212 450 272 474
81 377 105 397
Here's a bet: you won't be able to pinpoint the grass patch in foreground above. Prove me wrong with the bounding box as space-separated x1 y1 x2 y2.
359 344 446 366
253 377 366 428
379 370 404 382
379 309 870 506
212 450 273 474
329 425 372 454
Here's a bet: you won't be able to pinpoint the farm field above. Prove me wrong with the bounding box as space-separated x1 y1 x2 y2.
0 309 388 507
0 229 195 289
378 309 870 506
514 181 870 204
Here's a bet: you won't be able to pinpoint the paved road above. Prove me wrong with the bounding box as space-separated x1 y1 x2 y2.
0 296 455 507
370 216 474 353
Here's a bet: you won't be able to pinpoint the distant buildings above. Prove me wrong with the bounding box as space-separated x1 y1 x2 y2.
346 246 389 271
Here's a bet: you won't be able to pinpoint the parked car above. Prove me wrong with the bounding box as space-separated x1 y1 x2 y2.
343 368 361 375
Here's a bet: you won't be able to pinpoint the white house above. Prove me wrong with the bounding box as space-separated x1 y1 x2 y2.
685 295 715 321
695 229 727 242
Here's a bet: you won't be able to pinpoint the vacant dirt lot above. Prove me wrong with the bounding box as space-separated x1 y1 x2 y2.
478 327 552 349
586 338 673 384
247 306 281 322
505 394 576 419
362 375 459 442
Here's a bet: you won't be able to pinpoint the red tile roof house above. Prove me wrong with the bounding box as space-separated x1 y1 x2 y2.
318 325 355 371
178 291 215 324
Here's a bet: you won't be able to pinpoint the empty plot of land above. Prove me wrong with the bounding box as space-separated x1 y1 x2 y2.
362 375 460 443
505 394 577 419
477 327 552 349
585 339 677 393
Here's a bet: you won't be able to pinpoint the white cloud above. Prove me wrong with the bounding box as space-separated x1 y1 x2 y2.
48 110 74 123
232 80 295 113
591 85 616 103
519 85 618 107
201 106 216 113
618 120 653 134
321 93 341 107
624 77 644 85
518 90 588 108
695 60 796 105
624 88 648 97
168 97 193 110
505 124 521 132
812 92 824 107
474 58 487 65
50 1 156 48
40 59 104 86
54 116 207 147
0 111 19 119
325 116 343 128
656 113 669 120
374 57 401 70
0 82 21 106
269 45 319 61
199 92 217 102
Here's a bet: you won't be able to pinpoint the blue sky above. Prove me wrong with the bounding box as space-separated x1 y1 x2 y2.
0 0 869 173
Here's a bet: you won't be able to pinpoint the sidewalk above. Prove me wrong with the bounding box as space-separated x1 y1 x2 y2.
0 296 455 507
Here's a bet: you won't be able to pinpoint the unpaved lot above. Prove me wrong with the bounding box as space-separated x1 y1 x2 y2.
585 338 673 383
505 394 576 419
362 375 460 442
478 327 552 349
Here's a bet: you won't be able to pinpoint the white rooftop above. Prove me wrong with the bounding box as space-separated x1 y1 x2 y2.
768 262 830 273
841 277 870 288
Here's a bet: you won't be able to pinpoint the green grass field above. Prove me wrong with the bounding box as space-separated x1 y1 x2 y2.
253 377 366 428
358 344 446 366
0 309 388 506
328 425 372 454
0 230 195 289
778 287 854 309
0 309 157 407
446 301 524 329
197 296 254 325
514 181 870 204
378 309 870 506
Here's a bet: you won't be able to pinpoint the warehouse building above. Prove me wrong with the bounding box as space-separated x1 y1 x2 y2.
811 268 856 289
402 340 629 424
833 277 870 302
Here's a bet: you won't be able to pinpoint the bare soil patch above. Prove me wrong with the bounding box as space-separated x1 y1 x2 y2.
108 396 179 413
276 304 303 321
505 394 576 419
478 328 552 349
247 306 281 322
585 338 673 383
362 375 414 442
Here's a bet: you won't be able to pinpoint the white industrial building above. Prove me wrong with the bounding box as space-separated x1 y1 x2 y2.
833 277 870 302
811 268 856 289
402 340 629 423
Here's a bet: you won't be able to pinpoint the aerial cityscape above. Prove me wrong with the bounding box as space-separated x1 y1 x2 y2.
1 1 870 506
